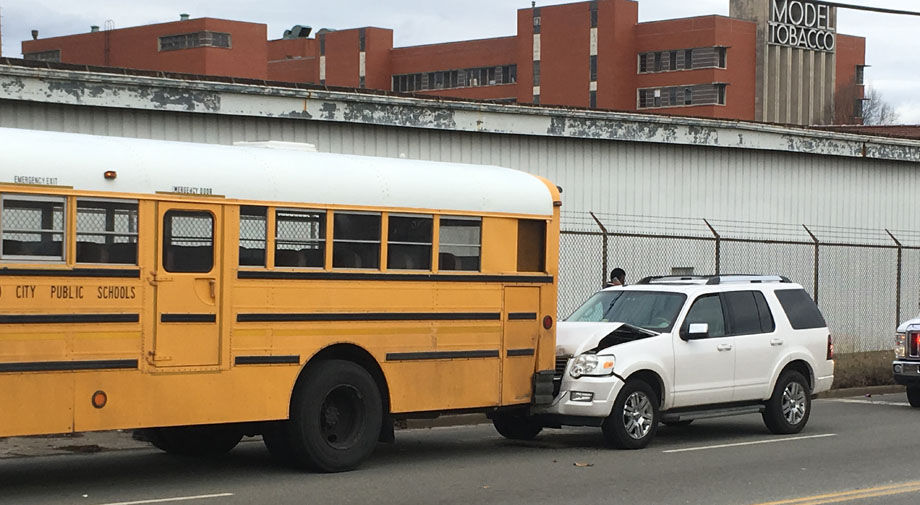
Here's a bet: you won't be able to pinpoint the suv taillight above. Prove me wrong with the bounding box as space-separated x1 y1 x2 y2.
826 334 834 360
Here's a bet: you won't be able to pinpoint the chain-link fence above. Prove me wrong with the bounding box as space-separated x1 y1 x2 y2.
560 211 920 354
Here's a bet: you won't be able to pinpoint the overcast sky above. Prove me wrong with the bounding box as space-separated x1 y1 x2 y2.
1 0 917 123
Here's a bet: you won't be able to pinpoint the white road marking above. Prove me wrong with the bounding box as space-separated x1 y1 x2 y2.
662 433 836 453
95 493 233 505
825 398 910 407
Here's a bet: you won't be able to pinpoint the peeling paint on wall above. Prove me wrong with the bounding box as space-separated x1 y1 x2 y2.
0 64 919 164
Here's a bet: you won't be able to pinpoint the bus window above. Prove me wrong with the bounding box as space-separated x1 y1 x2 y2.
438 217 480 271
1 195 65 261
76 199 138 264
239 206 267 267
333 212 380 269
517 219 546 272
163 210 213 273
387 214 432 270
275 209 325 268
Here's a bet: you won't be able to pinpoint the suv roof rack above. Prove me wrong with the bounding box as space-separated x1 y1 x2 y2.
635 274 792 285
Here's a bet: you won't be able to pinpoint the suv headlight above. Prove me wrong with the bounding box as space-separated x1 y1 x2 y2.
569 353 616 379
896 333 906 358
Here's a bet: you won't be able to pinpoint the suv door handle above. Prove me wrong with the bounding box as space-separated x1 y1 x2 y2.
770 338 784 346
717 343 733 351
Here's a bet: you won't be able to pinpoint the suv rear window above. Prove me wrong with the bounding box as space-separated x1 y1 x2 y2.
775 289 826 330
724 291 775 335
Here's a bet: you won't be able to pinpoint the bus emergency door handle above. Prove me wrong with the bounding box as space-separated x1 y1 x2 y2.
209 279 216 299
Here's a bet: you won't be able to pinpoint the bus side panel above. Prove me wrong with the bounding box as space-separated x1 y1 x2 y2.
0 373 73 437
72 367 300 431
382 359 501 413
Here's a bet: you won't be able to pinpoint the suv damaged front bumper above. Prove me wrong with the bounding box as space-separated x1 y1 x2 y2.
893 360 920 385
534 369 625 420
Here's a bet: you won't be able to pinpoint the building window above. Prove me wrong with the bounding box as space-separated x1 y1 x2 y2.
855 65 867 85
387 214 433 270
638 83 727 109
393 64 516 93
639 46 726 74
439 217 481 271
23 50 61 62
159 31 231 51
854 99 865 119
76 199 138 264
590 55 597 82
275 209 325 268
1 195 65 261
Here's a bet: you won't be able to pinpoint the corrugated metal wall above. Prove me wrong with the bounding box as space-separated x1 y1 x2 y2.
2 99 916 233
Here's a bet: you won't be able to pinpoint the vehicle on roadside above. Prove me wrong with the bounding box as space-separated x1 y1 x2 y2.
490 275 834 449
0 127 561 473
894 316 920 406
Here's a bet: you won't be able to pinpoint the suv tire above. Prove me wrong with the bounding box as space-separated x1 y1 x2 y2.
492 410 543 440
763 370 811 434
602 379 659 449
907 385 920 408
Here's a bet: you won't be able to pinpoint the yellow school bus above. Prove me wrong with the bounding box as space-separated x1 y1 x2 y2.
0 127 560 471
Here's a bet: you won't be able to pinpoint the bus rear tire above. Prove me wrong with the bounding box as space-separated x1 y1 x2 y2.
282 359 383 472
147 424 243 457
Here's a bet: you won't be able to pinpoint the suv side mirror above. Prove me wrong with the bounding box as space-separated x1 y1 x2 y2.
682 323 709 340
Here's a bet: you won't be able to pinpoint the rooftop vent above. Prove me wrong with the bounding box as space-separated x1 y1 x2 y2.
31 30 39 40
180 13 190 21
283 25 312 39
90 25 99 32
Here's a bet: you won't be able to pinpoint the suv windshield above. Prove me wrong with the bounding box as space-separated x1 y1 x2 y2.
567 290 687 331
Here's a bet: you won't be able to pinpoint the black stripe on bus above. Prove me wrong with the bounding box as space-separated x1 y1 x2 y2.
0 268 141 278
235 355 301 365
0 314 140 324
0 359 138 373
385 350 500 361
507 348 536 357
237 312 501 323
237 271 553 284
508 312 538 320
160 313 217 323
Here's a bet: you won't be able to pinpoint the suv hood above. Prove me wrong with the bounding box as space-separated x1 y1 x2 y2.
899 314 920 332
556 321 659 357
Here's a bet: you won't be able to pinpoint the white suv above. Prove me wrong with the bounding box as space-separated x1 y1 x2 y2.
491 275 834 449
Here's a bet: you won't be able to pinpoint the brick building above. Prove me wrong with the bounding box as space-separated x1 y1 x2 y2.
21 0 867 125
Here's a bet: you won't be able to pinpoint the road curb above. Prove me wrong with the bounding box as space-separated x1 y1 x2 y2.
818 384 903 398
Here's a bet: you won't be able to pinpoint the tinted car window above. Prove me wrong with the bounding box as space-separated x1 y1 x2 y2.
724 291 774 335
775 289 826 329
683 294 726 337
754 291 776 332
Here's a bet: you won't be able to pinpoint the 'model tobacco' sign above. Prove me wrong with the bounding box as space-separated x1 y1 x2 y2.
769 0 836 52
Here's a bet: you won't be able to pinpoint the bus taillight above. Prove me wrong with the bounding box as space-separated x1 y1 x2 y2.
543 315 553 330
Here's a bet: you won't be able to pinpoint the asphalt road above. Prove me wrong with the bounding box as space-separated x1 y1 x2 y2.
1 393 919 505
